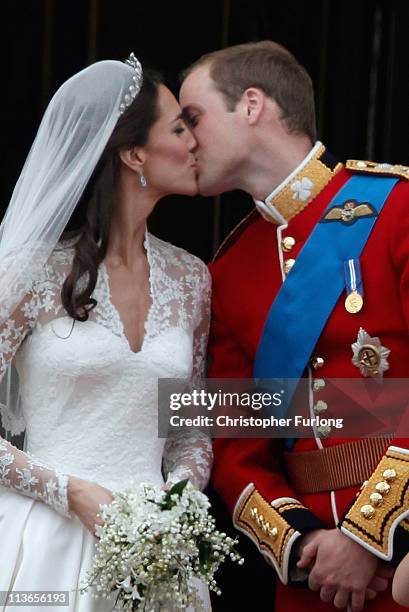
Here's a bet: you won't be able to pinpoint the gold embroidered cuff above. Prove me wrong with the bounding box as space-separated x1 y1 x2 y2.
340 446 409 560
233 484 304 584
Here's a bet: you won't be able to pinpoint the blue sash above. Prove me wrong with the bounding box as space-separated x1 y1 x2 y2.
253 175 398 413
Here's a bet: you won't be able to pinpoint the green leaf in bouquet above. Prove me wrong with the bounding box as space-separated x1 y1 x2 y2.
168 479 189 497
198 540 214 567
161 479 189 509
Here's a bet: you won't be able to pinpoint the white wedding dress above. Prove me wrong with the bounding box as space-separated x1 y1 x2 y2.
0 231 212 611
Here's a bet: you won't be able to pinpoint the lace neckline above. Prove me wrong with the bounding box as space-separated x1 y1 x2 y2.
98 229 154 355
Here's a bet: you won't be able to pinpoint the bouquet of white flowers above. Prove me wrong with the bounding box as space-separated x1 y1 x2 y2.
82 480 243 611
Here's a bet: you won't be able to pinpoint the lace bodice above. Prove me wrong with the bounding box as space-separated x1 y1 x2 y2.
0 232 212 517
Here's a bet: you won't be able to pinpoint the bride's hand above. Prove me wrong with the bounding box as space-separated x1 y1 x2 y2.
67 475 113 536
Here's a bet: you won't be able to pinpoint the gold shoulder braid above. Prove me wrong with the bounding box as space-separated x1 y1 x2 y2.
346 159 409 181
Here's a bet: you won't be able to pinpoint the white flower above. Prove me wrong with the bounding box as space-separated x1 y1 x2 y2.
290 176 314 201
0 453 15 480
0 336 12 354
41 291 56 313
21 298 39 321
82 481 243 610
15 467 39 490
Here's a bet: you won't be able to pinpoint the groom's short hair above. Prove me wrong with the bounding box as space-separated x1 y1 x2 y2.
183 40 316 142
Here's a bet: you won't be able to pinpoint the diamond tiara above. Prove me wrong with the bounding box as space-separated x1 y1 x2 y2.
119 52 143 115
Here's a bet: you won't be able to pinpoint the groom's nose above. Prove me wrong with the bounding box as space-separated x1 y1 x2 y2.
186 131 198 153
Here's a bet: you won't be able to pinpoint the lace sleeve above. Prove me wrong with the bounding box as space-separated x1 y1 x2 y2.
163 264 213 491
0 289 70 517
0 288 39 433
0 440 70 516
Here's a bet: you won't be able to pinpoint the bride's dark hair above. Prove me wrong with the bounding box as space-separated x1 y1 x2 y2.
61 68 162 321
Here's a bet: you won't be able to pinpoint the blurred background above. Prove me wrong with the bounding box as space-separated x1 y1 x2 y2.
2 0 408 263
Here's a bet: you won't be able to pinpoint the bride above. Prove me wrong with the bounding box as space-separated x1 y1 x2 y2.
0 54 212 611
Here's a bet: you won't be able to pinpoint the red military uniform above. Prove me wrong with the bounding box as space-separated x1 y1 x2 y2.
209 142 409 610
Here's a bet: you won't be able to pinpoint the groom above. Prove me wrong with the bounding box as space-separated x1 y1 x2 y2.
180 41 409 611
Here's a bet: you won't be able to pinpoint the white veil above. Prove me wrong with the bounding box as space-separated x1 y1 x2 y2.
0 54 143 439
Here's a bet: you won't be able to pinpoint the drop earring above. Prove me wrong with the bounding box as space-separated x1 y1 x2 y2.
139 171 147 188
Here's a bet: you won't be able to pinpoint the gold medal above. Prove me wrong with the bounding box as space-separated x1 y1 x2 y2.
345 290 363 314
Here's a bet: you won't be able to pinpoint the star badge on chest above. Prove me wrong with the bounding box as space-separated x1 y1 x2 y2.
351 328 390 379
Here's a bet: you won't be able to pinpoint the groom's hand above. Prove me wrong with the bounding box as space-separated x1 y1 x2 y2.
297 528 389 610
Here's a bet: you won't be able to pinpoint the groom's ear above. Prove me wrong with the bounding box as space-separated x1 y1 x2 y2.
241 87 265 125
118 147 146 172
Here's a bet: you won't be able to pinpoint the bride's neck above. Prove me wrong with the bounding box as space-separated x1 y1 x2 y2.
107 178 157 269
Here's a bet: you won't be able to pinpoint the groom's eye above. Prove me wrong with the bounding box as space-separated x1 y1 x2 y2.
184 113 199 128
188 115 199 127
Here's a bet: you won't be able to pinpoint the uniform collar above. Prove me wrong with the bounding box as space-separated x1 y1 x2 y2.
254 141 343 224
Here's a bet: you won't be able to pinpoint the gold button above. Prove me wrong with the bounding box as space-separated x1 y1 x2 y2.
311 357 325 369
383 469 397 482
317 424 331 438
270 527 278 539
313 378 326 392
361 504 375 519
369 492 383 506
313 400 328 414
375 481 391 495
283 258 296 275
282 236 296 252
